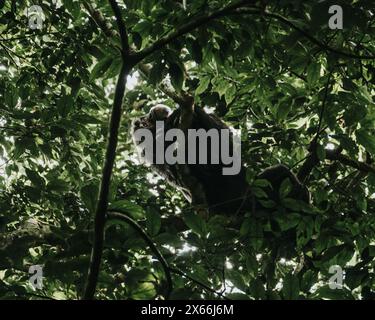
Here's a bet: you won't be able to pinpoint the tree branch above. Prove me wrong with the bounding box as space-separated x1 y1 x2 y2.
83 66 129 301
83 0 133 300
83 2 187 105
85 1 375 62
108 0 129 54
107 211 173 299
82 2 118 39
105 210 225 299
326 149 375 175
168 267 230 300
0 42 18 67
235 8 375 60
137 63 190 105
0 32 59 42
0 281 56 300
137 0 255 61
297 72 332 183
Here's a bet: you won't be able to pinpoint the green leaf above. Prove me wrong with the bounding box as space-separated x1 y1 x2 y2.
225 85 236 105
252 187 268 199
149 62 165 85
90 56 113 80
195 76 210 95
258 199 276 208
133 20 153 36
80 182 99 215
282 274 300 300
169 63 184 90
104 57 122 79
275 212 301 231
240 218 251 236
301 270 317 293
57 93 73 118
25 168 45 188
249 278 266 299
312 285 354 300
343 103 367 126
279 178 292 199
4 86 18 108
145 207 161 236
212 79 229 98
356 129 375 155
355 196 367 211
68 75 81 96
109 200 145 220
226 269 247 292
47 179 69 193
307 62 321 86
276 102 292 121
253 179 272 188
183 212 206 236
345 269 367 290
13 139 27 159
191 40 203 63
342 79 358 91
316 144 326 161
246 254 258 277
225 293 250 300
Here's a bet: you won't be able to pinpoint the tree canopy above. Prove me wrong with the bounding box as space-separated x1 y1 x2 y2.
0 0 374 300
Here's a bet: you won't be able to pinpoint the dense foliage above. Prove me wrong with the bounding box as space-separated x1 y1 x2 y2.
0 0 374 300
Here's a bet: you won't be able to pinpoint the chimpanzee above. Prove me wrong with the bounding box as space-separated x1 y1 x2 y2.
132 101 309 216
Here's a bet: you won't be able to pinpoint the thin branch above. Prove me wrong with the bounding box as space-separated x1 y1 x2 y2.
137 63 189 105
297 72 332 183
137 0 254 60
0 34 43 73
0 126 20 132
82 2 118 39
83 1 183 104
107 211 173 299
235 8 375 60
84 0 373 109
288 69 307 82
326 149 375 175
0 42 18 67
108 0 129 54
83 0 132 300
0 282 56 300
85 1 375 63
168 267 230 300
315 73 332 138
0 32 60 42
83 66 129 301
0 158 12 169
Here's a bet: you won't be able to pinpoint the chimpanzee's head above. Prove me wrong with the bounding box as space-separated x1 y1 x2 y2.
131 104 174 165
132 104 172 133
